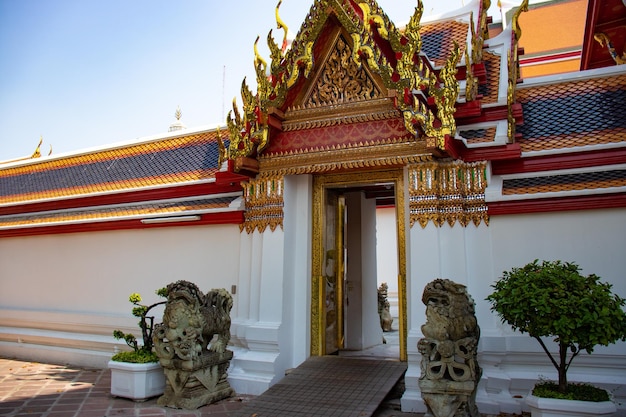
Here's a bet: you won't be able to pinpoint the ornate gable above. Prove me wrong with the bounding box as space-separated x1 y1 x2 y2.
305 34 384 106
222 0 482 171
225 0 494 233
277 27 399 136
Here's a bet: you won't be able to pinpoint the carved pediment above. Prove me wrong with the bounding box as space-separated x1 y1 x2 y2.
226 0 471 161
306 35 383 106
283 32 398 131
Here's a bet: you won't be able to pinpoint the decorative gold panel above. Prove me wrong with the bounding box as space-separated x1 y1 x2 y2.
226 0 468 160
260 137 432 175
241 174 284 234
307 35 383 106
408 161 488 228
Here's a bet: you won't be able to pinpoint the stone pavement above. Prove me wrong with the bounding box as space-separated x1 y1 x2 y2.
0 357 526 417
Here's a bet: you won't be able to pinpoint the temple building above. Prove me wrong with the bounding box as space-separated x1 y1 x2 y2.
1 0 625 414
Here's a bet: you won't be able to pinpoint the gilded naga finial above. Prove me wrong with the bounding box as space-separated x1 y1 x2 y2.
511 0 529 41
31 136 43 158
594 32 626 65
276 0 289 52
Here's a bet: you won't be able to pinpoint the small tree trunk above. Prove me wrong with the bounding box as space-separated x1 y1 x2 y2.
558 341 568 393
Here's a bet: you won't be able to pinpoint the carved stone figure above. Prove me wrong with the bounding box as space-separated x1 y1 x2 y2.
153 280 234 409
378 282 393 332
418 279 481 417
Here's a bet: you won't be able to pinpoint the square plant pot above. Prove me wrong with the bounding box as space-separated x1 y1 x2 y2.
108 360 165 401
526 394 616 417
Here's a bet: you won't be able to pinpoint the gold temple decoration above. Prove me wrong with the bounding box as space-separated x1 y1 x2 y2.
306 36 383 106
465 43 478 102
241 173 284 233
465 5 488 103
408 161 488 228
216 126 227 168
31 136 43 159
507 0 528 143
226 0 466 162
259 138 432 175
594 33 626 65
275 0 289 52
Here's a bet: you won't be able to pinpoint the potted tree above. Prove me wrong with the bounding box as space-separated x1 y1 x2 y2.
108 288 167 401
486 260 626 417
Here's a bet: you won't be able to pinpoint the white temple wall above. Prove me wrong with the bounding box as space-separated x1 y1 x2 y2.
229 174 313 395
0 224 241 368
401 207 626 415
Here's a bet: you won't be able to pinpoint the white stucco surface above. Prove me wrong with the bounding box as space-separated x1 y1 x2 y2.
401 207 626 415
0 224 241 367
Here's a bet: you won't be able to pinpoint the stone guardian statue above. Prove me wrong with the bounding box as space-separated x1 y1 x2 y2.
418 279 481 417
153 280 234 409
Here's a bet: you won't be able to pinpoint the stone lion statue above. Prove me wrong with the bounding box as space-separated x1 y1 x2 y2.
418 278 481 417
154 280 233 366
420 278 478 343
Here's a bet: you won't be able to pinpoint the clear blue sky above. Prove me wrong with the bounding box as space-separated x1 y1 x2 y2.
0 0 501 162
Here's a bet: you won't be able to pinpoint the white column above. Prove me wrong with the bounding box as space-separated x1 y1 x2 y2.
281 174 313 368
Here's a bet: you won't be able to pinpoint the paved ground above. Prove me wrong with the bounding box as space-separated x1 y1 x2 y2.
0 357 526 417
230 356 407 417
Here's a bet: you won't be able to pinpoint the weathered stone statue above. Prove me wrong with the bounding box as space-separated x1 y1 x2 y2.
418 279 481 417
378 282 393 332
153 280 234 409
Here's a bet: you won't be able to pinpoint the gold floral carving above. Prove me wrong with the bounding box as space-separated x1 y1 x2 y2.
283 99 400 131
408 161 488 228
241 174 284 234
259 138 432 175
307 36 382 106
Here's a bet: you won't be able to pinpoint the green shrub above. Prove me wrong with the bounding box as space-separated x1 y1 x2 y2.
112 288 167 363
486 260 626 394
111 350 159 364
532 381 610 402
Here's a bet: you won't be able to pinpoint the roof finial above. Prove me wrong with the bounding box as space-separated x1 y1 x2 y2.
276 0 289 52
31 136 43 158
169 106 187 132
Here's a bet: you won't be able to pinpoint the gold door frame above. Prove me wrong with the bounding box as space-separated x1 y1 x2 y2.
311 169 408 361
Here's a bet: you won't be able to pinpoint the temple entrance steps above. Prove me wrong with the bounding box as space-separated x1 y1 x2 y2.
230 356 407 417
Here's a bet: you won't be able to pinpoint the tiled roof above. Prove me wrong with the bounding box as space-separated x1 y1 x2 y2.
477 52 501 105
421 21 468 67
0 131 224 206
503 169 626 195
0 195 240 229
516 73 626 152
459 127 497 144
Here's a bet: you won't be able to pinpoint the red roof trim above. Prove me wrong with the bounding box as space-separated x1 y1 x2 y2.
0 211 244 239
488 192 626 216
0 181 242 216
445 135 522 162
492 148 626 175
520 50 581 65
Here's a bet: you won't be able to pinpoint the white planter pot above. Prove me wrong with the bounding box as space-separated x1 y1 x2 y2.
527 394 616 417
108 360 165 401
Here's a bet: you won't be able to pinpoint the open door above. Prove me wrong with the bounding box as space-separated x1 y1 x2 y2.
312 170 407 360
321 190 345 355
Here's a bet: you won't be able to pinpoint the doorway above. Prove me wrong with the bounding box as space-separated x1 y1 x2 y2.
311 170 407 361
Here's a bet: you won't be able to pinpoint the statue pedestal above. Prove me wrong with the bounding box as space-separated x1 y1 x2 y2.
158 350 234 410
419 379 478 417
